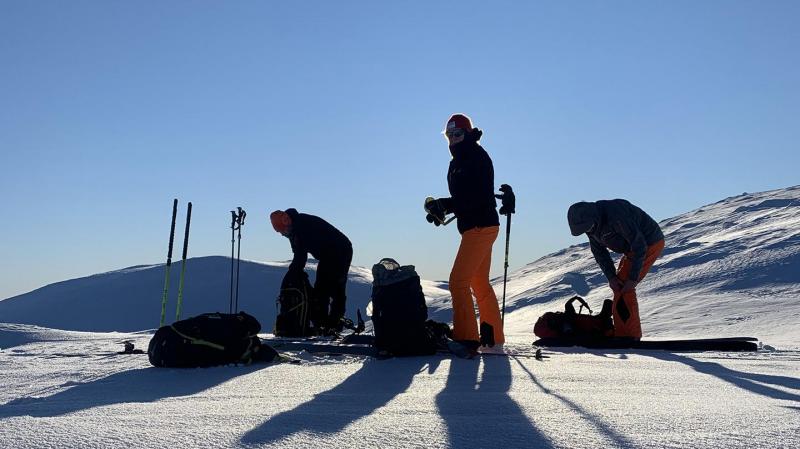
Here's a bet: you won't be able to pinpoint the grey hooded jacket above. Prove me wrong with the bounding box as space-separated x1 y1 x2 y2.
568 199 664 282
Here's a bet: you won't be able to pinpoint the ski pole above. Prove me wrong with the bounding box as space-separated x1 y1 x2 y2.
501 213 511 323
234 207 246 313
175 202 192 321
495 184 515 324
160 199 178 327
229 210 237 314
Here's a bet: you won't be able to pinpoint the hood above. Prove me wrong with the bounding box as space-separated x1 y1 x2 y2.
567 202 599 236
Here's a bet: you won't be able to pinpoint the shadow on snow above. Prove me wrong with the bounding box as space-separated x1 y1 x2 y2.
0 364 269 419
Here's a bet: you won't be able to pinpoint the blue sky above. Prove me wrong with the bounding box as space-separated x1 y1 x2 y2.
1 1 798 300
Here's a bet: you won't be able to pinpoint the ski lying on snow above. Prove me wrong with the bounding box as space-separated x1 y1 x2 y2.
263 338 545 359
533 336 759 351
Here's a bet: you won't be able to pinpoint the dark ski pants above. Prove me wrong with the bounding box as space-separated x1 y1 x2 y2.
314 247 353 327
613 239 665 339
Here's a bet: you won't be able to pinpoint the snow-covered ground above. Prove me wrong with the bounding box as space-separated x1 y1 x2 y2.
0 324 797 449
1 186 799 448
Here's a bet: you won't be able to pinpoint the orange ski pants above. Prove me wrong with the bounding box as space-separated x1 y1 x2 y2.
449 226 505 344
613 239 665 339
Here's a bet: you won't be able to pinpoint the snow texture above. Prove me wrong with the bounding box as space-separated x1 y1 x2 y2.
0 186 799 448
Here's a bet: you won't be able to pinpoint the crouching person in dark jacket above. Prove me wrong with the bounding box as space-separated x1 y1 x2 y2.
270 208 353 333
567 199 665 340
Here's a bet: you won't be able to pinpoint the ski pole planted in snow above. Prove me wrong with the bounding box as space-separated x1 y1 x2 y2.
234 207 246 313
175 201 192 321
160 199 178 327
495 184 515 323
229 210 238 314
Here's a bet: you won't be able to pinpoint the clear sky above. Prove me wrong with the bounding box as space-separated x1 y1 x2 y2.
1 1 798 300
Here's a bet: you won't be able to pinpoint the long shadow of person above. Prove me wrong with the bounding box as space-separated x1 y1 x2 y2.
435 356 556 449
0 364 268 419
645 351 800 402
240 356 435 445
512 357 639 448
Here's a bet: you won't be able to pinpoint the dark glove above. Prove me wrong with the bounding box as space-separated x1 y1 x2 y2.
609 277 624 293
495 184 515 215
426 213 442 226
424 197 448 225
621 279 638 293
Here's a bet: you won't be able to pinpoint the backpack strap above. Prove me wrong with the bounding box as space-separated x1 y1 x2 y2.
565 296 593 315
169 325 226 351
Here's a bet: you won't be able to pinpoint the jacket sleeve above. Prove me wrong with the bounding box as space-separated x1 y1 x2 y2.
590 236 618 281
288 236 308 275
612 220 647 281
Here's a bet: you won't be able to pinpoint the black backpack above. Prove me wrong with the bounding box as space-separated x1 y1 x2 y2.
148 311 277 368
274 271 317 337
370 258 438 356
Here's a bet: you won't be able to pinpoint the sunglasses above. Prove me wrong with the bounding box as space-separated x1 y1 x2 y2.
445 129 465 139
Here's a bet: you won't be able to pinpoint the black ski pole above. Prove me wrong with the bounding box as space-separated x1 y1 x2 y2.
234 207 246 313
495 184 515 324
175 201 192 321
160 199 178 327
229 210 237 314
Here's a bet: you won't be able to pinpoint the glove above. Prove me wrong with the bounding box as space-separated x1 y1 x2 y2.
426 213 442 226
424 197 448 225
621 279 638 293
495 184 515 215
609 277 624 293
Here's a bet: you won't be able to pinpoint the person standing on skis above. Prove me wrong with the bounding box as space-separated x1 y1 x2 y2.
270 208 353 333
426 113 504 351
567 200 665 340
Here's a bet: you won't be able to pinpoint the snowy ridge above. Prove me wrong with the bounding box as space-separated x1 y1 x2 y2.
1 186 799 348
494 185 800 348
1 187 799 449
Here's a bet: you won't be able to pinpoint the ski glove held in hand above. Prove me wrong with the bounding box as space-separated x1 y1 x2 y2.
425 198 448 226
609 277 624 293
621 279 638 293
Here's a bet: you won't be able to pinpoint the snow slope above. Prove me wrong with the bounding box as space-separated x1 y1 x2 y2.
0 257 448 333
0 324 797 449
453 185 800 348
1 186 799 449
1 185 798 347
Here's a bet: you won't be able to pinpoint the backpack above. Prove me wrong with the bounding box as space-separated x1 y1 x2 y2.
148 311 277 368
370 258 438 356
274 271 317 337
533 296 614 341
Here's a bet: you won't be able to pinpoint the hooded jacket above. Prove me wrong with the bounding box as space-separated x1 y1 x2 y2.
439 129 500 234
285 208 352 275
569 200 664 282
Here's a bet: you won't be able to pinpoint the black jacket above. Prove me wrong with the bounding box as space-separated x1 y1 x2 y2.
285 209 352 274
440 129 500 234
585 200 664 282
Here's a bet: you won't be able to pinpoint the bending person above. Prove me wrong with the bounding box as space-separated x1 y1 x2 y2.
567 199 665 340
270 208 353 334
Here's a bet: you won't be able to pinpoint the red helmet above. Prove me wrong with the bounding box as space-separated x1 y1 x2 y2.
445 113 474 133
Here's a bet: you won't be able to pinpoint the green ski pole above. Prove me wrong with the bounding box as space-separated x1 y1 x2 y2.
160 199 178 327
175 202 192 321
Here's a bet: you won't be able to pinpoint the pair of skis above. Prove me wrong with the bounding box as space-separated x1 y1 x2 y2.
159 199 193 327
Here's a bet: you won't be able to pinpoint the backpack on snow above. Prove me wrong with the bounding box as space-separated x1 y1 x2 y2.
533 296 614 341
148 311 277 368
274 271 317 337
370 258 438 356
